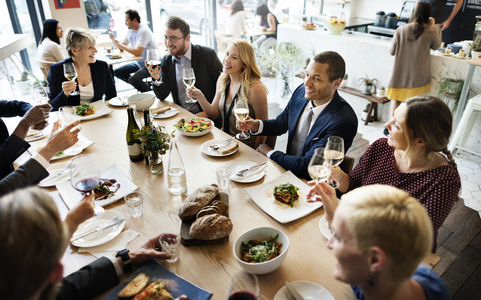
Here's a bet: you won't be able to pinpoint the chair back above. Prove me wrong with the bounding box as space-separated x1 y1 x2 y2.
36 58 55 81
214 31 233 57
340 154 355 174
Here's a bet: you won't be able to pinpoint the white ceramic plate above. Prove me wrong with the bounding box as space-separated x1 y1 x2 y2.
25 131 46 142
243 171 323 223
38 161 77 187
229 161 266 183
274 281 335 300
174 118 213 137
56 164 138 209
153 109 179 119
75 100 113 120
29 133 94 161
108 96 128 107
71 210 126 248
319 215 332 240
201 139 238 157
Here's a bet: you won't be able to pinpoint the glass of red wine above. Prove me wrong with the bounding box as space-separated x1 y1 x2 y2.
227 272 259 300
69 154 104 217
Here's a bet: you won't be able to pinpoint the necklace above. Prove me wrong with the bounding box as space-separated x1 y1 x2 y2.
397 153 434 173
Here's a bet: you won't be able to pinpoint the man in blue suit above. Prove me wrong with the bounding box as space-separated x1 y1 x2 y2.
238 51 358 179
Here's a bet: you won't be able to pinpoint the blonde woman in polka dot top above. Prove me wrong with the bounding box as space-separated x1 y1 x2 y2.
309 96 461 252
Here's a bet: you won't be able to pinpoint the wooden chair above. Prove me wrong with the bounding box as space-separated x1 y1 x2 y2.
36 58 55 81
340 154 355 174
214 31 233 56
265 136 277 149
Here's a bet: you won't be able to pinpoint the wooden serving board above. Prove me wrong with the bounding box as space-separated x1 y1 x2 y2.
180 192 229 246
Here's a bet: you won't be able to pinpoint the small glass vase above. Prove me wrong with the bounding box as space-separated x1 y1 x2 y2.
149 154 163 174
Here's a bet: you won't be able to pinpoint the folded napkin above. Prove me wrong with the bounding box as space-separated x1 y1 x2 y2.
78 229 140 258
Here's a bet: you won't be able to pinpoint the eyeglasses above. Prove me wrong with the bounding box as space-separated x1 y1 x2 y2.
163 35 185 43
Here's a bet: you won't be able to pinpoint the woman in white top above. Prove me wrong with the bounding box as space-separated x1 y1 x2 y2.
225 0 247 39
37 19 66 63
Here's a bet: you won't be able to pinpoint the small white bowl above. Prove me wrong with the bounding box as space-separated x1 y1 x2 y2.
233 227 289 274
128 93 155 111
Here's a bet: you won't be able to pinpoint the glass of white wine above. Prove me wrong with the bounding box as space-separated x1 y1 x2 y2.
182 68 197 103
59 106 82 156
233 96 250 140
31 84 49 105
324 136 344 189
307 147 332 202
63 62 80 96
146 49 161 68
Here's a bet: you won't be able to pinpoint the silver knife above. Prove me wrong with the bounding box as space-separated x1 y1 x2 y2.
40 164 76 184
210 136 235 150
71 217 125 242
153 108 178 116
285 281 305 300
235 161 267 177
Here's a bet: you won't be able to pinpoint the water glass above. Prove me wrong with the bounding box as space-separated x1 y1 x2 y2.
160 234 181 263
125 191 143 218
216 166 231 193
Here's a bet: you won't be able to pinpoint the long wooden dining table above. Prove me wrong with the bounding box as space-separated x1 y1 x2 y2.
45 99 357 299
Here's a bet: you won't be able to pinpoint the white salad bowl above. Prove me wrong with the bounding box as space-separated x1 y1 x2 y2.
128 93 155 111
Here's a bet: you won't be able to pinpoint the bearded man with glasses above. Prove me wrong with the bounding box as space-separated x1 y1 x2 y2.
146 16 222 115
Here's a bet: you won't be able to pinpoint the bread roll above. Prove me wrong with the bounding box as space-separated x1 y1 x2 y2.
210 200 229 214
196 206 221 219
217 141 238 155
190 214 233 240
151 106 171 114
117 273 150 299
178 184 219 221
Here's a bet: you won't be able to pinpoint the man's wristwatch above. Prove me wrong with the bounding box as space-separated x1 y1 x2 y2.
116 249 132 272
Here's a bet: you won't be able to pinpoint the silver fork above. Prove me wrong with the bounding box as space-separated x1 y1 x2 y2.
235 161 267 177
284 288 296 300
209 136 235 150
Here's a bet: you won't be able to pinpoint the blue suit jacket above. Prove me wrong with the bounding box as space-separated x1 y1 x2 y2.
262 84 358 179
0 100 32 179
48 58 116 111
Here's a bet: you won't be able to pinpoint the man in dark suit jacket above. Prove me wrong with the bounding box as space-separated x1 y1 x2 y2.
238 51 358 179
147 16 222 114
0 100 50 179
48 58 117 111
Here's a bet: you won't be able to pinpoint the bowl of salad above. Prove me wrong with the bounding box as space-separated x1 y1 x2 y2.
174 118 213 137
233 227 289 274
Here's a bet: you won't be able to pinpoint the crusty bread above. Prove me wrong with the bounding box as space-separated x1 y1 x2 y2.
217 141 238 155
178 184 219 221
196 206 220 219
190 214 233 240
151 107 171 114
210 200 228 214
117 273 150 299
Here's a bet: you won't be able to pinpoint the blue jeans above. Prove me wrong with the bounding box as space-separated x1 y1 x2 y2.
114 63 151 92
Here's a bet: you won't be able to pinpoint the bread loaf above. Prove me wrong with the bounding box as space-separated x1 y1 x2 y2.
178 184 219 221
210 200 229 214
217 141 238 155
117 273 150 299
151 106 171 114
190 214 233 240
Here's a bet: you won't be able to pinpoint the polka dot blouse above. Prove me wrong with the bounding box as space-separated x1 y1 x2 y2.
348 138 461 252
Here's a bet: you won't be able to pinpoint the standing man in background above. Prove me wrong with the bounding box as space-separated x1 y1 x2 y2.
418 0 463 31
109 9 159 92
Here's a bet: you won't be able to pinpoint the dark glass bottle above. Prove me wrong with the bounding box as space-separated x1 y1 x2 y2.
142 108 151 164
126 106 143 162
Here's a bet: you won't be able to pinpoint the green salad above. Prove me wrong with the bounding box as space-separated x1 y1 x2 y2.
75 103 94 116
273 182 299 207
240 234 282 263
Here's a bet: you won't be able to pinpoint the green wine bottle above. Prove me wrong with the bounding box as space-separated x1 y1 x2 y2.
126 106 144 162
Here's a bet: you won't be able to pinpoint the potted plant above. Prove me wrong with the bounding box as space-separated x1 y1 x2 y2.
137 124 174 174
438 77 464 113
377 86 386 97
471 39 481 59
359 75 378 95
15 71 31 95
340 73 348 88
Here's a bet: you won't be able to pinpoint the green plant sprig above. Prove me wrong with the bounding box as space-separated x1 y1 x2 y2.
136 125 175 157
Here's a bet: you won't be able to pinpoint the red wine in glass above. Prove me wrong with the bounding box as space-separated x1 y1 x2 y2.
228 291 257 300
74 178 100 193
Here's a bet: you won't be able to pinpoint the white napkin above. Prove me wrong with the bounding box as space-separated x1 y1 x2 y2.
78 229 140 258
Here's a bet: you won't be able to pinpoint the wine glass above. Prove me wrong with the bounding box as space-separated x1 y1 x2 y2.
69 155 104 217
324 136 344 189
227 272 259 300
234 96 250 140
182 68 197 103
31 84 49 105
63 62 80 96
59 106 82 156
146 49 161 68
307 148 332 202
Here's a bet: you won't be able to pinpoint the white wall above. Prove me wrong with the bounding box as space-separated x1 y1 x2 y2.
47 0 88 30
350 0 404 19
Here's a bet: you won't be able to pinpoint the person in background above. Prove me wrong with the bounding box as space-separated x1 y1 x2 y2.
0 120 80 196
308 183 449 300
48 27 116 111
146 16 222 115
253 3 279 50
225 0 247 39
109 9 159 92
37 19 67 63
0 100 50 179
0 187 176 300
325 96 460 252
187 39 268 149
418 0 463 31
386 2 441 125
237 51 358 179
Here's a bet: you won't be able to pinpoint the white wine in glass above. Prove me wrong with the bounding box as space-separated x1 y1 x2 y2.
63 62 80 96
234 96 250 140
59 106 82 156
308 148 332 182
324 136 344 189
31 84 49 105
146 49 161 68
182 68 197 103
